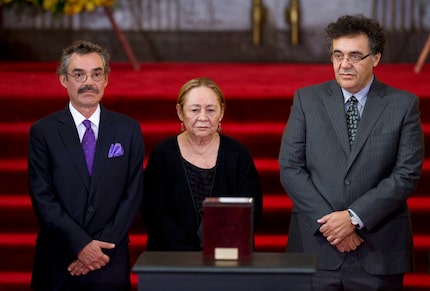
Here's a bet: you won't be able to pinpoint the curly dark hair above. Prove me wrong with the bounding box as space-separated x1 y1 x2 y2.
325 14 386 55
57 40 111 77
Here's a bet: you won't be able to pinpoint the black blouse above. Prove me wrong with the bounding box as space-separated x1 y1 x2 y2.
143 134 262 251
182 158 216 217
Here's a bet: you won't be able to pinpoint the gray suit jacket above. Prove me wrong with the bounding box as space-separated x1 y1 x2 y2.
279 78 424 275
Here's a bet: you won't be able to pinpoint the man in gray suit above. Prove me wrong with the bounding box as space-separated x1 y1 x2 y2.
279 15 424 290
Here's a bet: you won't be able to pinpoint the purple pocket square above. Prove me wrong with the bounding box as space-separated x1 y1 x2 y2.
108 143 124 158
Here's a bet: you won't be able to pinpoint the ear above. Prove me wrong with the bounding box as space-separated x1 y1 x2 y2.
372 53 382 68
176 104 183 121
59 75 68 88
219 104 225 121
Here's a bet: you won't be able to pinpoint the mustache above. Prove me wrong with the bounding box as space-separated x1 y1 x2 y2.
78 85 99 94
339 70 356 75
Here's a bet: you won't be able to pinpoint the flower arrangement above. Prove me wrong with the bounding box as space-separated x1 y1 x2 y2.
0 0 115 16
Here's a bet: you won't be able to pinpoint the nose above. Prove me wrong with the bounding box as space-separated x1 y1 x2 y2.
197 111 209 120
340 58 353 67
198 113 207 119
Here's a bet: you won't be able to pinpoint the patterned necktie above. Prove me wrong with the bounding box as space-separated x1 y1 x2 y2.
346 96 360 147
82 119 96 175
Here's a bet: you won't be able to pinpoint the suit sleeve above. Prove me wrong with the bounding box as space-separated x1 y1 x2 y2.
97 121 144 244
28 124 93 255
349 94 424 230
279 91 334 233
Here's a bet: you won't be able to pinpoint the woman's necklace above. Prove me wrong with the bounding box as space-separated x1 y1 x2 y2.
187 133 219 155
184 134 219 168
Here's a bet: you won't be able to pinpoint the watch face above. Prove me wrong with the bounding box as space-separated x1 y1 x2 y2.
348 210 358 225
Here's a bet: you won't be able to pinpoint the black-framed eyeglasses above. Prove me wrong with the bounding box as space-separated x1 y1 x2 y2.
331 52 372 64
67 71 105 83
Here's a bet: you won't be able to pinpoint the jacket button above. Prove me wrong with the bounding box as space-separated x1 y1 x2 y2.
88 206 94 212
345 180 351 185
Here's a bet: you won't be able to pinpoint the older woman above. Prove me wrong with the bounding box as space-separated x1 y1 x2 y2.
142 77 262 251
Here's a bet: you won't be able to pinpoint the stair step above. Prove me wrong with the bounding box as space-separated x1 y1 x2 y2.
1 233 429 270
1 232 429 250
2 121 430 136
0 122 285 159
2 122 430 139
404 273 430 289
3 193 430 216
3 158 430 173
0 97 295 123
3 193 430 234
1 233 429 253
0 121 286 133
2 122 430 159
1 156 430 196
0 271 140 291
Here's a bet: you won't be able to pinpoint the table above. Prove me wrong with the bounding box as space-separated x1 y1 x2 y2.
132 251 316 291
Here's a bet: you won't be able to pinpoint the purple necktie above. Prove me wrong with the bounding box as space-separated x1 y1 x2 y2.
82 119 96 175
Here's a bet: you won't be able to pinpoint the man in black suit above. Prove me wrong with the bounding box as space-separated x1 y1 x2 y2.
279 15 424 290
28 40 144 290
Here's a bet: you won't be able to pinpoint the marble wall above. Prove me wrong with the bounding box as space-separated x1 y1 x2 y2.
3 0 429 31
1 0 429 62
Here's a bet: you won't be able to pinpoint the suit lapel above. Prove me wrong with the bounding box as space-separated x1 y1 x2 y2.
347 79 388 170
57 108 91 190
88 108 117 200
323 81 351 155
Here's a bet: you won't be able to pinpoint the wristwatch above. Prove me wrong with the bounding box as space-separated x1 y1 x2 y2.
348 210 359 227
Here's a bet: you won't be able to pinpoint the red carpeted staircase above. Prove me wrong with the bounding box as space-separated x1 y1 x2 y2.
0 62 429 290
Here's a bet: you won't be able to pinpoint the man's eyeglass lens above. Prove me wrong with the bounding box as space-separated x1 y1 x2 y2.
68 72 105 82
332 53 371 64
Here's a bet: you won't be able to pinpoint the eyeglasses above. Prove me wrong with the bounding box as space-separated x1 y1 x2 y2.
67 71 105 83
331 52 371 64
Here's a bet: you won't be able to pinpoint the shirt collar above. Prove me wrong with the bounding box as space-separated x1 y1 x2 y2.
69 102 101 128
342 75 374 106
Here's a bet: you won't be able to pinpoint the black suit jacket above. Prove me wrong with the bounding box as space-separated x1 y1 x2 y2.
28 105 144 290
